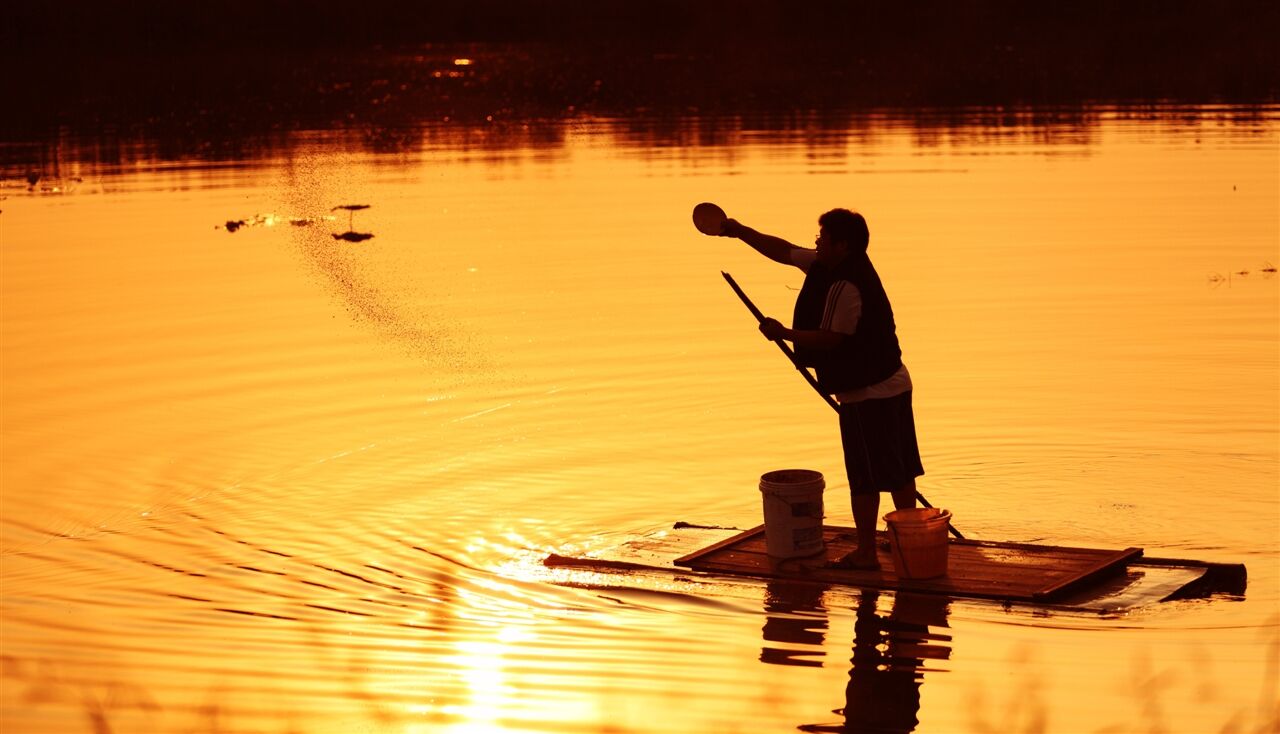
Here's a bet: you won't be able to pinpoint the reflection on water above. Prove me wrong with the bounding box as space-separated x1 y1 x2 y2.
761 580 831 668
5 105 1276 183
761 580 952 734
2 88 1277 733
834 592 951 734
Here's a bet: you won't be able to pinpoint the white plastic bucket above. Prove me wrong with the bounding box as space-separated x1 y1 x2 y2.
759 469 826 558
883 507 952 579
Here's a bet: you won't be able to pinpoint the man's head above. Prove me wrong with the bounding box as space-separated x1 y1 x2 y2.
818 208 869 250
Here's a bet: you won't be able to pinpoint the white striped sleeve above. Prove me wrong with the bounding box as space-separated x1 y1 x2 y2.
823 281 861 335
789 248 818 272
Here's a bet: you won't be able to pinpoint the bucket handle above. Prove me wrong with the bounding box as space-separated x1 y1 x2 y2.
886 521 912 579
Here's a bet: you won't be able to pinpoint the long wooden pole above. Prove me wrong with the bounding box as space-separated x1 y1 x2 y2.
721 271 965 540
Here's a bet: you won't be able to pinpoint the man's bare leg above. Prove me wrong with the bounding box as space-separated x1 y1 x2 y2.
836 480 919 569
847 492 880 566
891 480 917 511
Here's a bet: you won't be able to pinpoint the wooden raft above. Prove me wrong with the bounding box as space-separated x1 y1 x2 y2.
673 524 1143 604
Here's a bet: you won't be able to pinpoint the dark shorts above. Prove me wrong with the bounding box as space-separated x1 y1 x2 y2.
838 391 924 495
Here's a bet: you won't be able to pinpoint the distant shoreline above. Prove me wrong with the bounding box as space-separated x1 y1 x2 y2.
7 0 1280 54
3 1 1277 160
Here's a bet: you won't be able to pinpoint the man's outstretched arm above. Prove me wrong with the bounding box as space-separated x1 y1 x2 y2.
719 219 805 266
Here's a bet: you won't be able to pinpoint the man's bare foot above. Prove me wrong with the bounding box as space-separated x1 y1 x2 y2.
826 549 881 570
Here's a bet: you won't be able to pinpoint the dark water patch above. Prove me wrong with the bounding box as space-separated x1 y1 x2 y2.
163 593 213 603
127 555 208 579
213 607 300 622
301 603 375 617
236 565 287 577
314 564 403 592
298 579 344 593
591 586 755 614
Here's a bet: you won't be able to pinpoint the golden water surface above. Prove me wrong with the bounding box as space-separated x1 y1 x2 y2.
2 107 1278 733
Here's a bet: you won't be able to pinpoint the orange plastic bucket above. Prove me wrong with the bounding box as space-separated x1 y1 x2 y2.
884 507 952 579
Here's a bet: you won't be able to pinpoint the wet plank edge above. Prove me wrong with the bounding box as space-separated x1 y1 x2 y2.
1031 547 1144 601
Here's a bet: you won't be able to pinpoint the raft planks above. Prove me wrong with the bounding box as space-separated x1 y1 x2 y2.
543 523 1246 611
673 525 1143 603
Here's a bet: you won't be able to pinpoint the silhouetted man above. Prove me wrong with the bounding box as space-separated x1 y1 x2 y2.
720 208 922 568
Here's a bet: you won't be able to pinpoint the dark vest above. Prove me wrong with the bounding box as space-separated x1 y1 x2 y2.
792 253 903 394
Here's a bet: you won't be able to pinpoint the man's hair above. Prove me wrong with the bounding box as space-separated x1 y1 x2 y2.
818 208 870 251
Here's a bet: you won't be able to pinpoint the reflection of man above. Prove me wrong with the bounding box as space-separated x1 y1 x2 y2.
759 580 829 668
796 590 950 734
842 591 950 733
844 592 922 732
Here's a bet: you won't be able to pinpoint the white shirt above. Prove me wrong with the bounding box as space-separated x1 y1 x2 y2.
790 248 912 404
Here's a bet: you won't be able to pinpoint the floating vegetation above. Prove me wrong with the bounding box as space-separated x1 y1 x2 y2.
217 213 335 232
219 214 270 232
1208 262 1277 287
218 205 375 244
